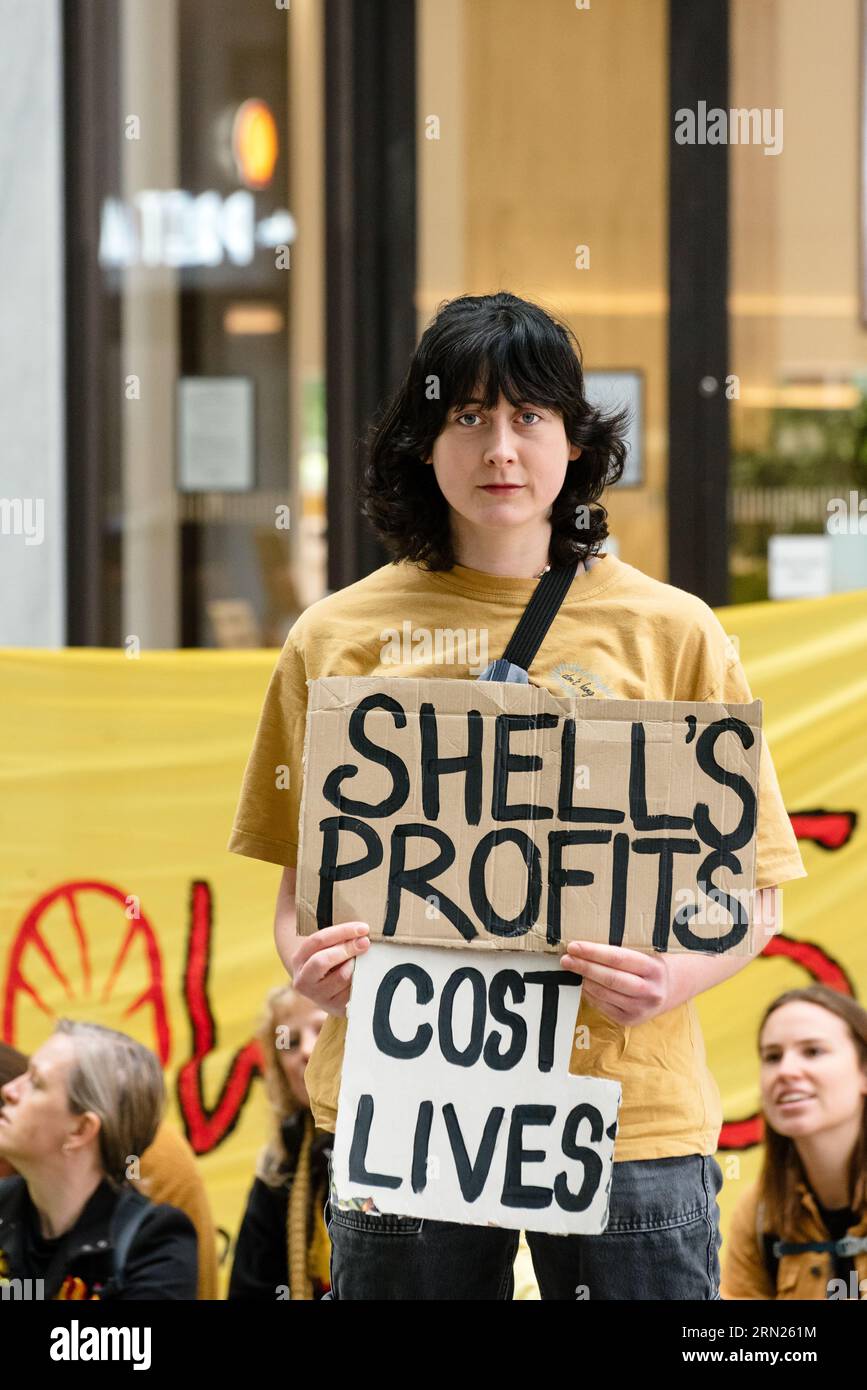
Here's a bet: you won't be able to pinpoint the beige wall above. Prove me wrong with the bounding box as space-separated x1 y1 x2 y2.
418 0 669 578
731 0 867 432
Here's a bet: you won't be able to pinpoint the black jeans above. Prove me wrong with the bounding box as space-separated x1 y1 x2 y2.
324 1154 723 1300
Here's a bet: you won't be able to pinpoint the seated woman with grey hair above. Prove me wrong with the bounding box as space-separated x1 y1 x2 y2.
0 1020 197 1299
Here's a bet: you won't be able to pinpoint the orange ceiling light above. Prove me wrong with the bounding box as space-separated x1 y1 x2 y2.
232 99 279 190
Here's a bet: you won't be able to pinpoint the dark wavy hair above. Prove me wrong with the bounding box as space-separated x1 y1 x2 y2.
358 291 630 571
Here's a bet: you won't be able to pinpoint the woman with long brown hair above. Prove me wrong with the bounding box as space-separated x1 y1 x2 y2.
722 984 867 1300
228 983 331 1299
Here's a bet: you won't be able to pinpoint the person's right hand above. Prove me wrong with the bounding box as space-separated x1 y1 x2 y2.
287 922 370 1017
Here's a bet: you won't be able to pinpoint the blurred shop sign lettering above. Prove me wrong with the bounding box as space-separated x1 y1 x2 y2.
98 190 296 270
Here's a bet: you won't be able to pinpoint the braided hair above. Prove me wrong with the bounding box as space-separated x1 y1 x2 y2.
255 984 330 1299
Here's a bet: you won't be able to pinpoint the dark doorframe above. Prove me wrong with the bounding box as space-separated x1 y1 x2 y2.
324 0 417 591
668 0 730 606
63 0 123 645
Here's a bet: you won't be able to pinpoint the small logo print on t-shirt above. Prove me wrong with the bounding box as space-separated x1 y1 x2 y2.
548 662 615 699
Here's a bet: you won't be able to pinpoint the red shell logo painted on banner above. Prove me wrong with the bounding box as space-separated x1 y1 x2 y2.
3 881 171 1064
1 879 264 1156
0 809 858 1156
789 810 857 851
175 880 264 1153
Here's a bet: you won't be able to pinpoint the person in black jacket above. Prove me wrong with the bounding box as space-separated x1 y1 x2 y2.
0 1020 197 1299
0 1042 28 1181
228 984 331 1299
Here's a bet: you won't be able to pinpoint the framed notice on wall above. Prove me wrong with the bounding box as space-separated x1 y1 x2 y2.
177 377 256 492
583 370 644 487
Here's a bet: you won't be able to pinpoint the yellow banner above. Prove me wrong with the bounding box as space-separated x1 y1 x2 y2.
0 588 864 1285
695 590 867 1231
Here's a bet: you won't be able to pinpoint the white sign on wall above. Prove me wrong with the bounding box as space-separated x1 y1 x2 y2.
177 377 255 492
768 535 832 600
333 942 622 1234
584 370 644 486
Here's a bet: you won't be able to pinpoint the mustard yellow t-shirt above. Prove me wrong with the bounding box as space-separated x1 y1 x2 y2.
228 554 806 1160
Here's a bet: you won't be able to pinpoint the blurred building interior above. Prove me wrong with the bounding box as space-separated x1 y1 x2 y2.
2 0 867 649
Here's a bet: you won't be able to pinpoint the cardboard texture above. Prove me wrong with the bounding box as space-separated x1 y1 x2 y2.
297 677 762 956
333 942 621 1233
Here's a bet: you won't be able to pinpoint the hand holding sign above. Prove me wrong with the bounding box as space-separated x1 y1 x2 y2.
562 941 671 1025
288 920 371 1017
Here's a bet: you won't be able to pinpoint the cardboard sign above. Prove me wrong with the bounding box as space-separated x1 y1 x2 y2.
297 677 762 955
333 942 621 1233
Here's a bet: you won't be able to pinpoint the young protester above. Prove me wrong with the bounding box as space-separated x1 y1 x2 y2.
228 983 331 1300
721 985 867 1300
0 1020 198 1299
229 290 806 1299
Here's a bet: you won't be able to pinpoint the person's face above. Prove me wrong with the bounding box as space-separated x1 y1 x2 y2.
759 1001 867 1140
0 1034 85 1167
273 996 327 1109
425 389 581 538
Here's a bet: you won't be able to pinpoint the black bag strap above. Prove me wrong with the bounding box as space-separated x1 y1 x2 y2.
760 1228 867 1290
106 1188 151 1295
499 560 580 671
761 1232 779 1289
773 1234 867 1257
756 1197 779 1291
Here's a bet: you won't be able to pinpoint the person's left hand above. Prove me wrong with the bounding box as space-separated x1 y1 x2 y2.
560 940 672 1025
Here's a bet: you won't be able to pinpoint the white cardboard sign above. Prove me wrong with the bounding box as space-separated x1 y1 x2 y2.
333 942 622 1234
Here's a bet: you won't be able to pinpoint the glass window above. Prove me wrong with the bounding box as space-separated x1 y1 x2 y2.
86 0 327 648
729 0 867 602
416 0 669 579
